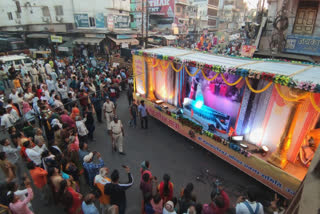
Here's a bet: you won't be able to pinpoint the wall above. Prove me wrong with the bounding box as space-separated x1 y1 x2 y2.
0 0 74 28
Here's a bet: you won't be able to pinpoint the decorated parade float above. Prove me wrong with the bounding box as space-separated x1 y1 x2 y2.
132 47 320 199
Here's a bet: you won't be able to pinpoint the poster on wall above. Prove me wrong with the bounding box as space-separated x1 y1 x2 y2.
74 14 89 28
184 67 245 132
114 15 130 28
107 15 114 30
148 0 175 17
95 13 105 28
134 56 146 95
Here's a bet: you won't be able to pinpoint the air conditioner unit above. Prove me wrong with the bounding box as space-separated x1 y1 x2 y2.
42 16 50 23
56 16 63 23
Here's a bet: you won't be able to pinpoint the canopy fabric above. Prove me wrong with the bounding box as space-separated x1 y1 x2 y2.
73 38 103 45
107 36 139 45
138 47 320 86
27 33 49 39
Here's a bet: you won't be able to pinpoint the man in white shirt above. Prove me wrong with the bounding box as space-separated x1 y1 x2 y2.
24 141 43 166
110 115 125 155
9 89 19 104
103 97 115 131
0 138 21 180
57 83 68 104
53 95 64 110
46 76 56 92
45 62 52 74
76 116 89 143
1 105 18 129
30 65 39 86
235 189 264 214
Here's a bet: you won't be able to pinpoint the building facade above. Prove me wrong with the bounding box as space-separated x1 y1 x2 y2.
192 0 219 32
258 0 320 61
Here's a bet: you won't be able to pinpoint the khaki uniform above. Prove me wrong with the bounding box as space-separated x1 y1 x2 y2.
30 68 39 86
110 120 123 152
103 101 115 130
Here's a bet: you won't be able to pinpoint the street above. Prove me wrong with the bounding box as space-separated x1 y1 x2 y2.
29 91 274 214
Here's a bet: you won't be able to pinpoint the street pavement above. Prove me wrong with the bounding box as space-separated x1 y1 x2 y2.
3 91 275 214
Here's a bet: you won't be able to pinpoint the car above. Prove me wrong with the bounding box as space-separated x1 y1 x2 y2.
0 55 34 71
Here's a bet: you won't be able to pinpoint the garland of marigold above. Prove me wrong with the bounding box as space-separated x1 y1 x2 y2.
160 60 170 70
170 62 183 72
151 59 159 68
275 84 310 102
202 70 219 81
184 65 201 77
221 73 243 86
310 93 320 112
245 77 273 93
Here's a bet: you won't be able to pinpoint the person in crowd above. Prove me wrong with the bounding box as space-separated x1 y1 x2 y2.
0 138 21 180
24 141 44 166
163 200 177 214
129 99 138 128
30 65 39 86
82 193 99 214
202 185 230 214
127 84 134 106
1 105 18 129
151 193 163 214
0 152 16 182
138 100 148 129
58 179 83 214
7 180 33 211
144 192 155 214
104 166 133 214
8 177 34 214
27 161 50 204
76 115 89 144
83 152 104 186
103 96 115 132
91 93 102 123
158 174 174 203
179 183 196 214
235 188 264 214
79 142 90 166
84 105 95 141
94 167 111 213
110 115 125 155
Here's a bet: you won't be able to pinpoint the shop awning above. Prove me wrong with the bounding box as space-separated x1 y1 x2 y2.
27 33 49 39
73 38 104 45
58 41 74 52
107 36 139 45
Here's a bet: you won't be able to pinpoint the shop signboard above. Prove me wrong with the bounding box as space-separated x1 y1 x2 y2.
74 14 89 28
95 13 105 28
284 34 320 56
107 15 114 30
50 35 63 43
114 15 130 28
121 43 129 48
148 0 175 17
116 34 137 39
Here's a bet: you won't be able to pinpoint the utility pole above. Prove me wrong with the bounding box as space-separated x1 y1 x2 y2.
145 0 149 48
141 0 144 48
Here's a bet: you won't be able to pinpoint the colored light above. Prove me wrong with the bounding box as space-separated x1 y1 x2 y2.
262 145 269 152
195 100 203 109
232 136 244 141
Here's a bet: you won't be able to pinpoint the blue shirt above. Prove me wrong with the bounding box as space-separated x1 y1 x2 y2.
83 158 104 184
138 104 148 117
82 201 99 214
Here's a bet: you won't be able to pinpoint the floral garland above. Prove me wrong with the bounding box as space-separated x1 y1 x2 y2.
133 51 320 93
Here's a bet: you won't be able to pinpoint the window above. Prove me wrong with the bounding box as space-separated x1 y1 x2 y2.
14 60 22 65
89 17 96 27
208 19 217 26
42 6 50 17
208 8 218 16
55 5 63 16
177 6 181 13
293 1 319 35
7 12 13 20
16 11 21 19
23 58 33 64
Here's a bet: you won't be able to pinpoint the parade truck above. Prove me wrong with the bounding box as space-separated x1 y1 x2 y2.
132 47 320 199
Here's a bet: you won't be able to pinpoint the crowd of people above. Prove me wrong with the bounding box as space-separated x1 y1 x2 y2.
0 55 286 214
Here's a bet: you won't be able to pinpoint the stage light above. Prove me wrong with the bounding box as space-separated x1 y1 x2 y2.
262 145 269 152
155 100 164 104
232 136 244 142
249 128 264 144
195 100 203 109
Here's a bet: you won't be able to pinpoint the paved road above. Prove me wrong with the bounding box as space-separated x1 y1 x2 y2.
3 91 275 214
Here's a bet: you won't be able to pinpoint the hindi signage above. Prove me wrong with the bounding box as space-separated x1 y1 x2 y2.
74 14 89 28
285 34 320 56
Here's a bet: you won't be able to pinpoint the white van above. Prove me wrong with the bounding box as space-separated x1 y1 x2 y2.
0 55 34 71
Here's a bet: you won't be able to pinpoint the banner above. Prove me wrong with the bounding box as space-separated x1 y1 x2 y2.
114 15 130 28
133 56 146 95
107 15 114 30
241 45 256 57
148 0 175 17
95 13 105 28
285 34 320 56
74 14 89 28
50 35 62 43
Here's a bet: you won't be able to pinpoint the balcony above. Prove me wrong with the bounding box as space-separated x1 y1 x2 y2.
176 0 189 6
